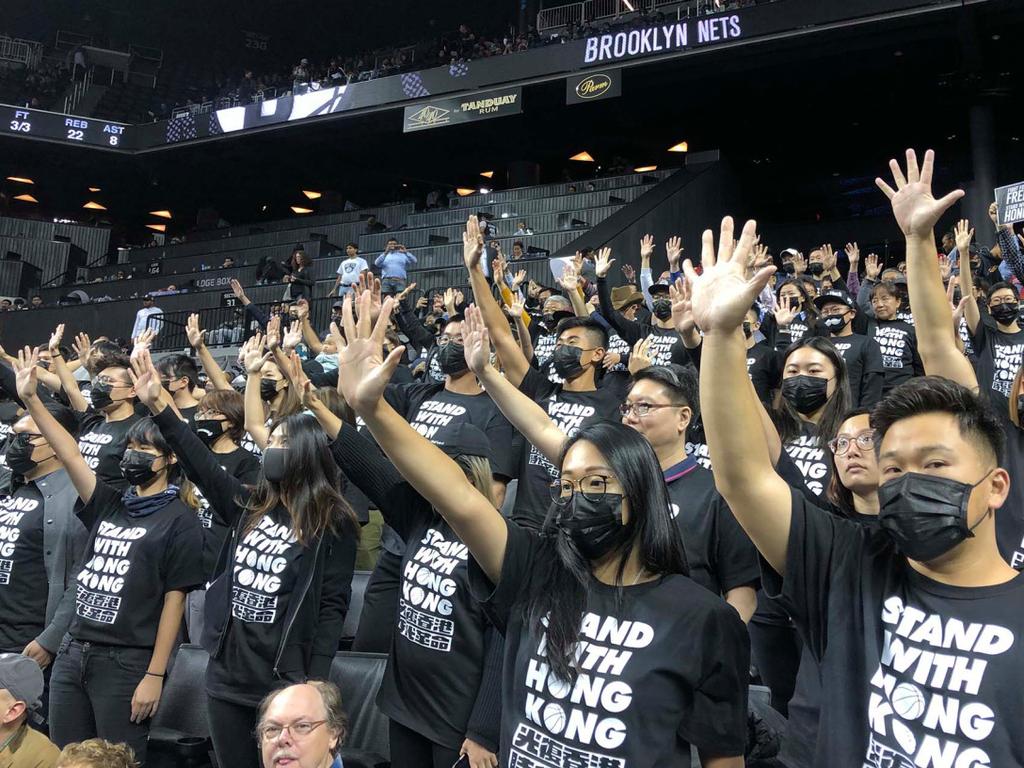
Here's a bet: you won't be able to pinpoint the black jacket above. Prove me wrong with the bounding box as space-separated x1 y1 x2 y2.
152 407 356 679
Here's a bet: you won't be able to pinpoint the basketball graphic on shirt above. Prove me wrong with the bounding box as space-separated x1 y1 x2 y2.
669 503 680 519
891 682 926 721
891 719 917 755
546 673 571 700
542 702 566 733
408 586 425 605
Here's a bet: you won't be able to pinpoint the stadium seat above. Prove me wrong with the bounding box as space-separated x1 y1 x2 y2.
340 570 372 651
148 644 214 768
329 652 391 768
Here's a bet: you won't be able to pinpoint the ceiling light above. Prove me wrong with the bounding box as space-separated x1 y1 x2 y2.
290 206 314 214
667 142 689 153
6 176 33 184
501 212 510 218
13 194 38 203
146 223 167 232
479 187 491 194
302 190 322 199
633 165 657 172
480 171 494 179
149 210 172 219
570 151 595 162
893 50 903 57
83 201 107 210
456 188 475 196
88 186 101 192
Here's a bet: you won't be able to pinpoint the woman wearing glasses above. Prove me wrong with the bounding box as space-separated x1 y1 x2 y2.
335 293 750 768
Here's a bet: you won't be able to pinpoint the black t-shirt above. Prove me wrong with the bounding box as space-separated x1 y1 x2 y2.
971 316 1024 403
746 341 775 405
764 488 1024 767
0 400 20 472
869 319 923 394
532 331 558 369
206 508 304 704
542 332 631 384
178 404 198 426
381 500 489 748
831 332 885 408
77 411 142 490
780 420 832 500
72 482 204 646
512 367 626 528
645 326 683 366
470 519 750 765
664 458 760 597
195 447 262 579
388 382 517 480
0 483 47 651
993 407 1024 571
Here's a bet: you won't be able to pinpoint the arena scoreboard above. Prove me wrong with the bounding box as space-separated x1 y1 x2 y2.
1 104 130 149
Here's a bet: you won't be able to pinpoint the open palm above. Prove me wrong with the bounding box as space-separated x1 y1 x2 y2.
462 305 492 376
463 216 484 270
336 292 404 414
876 149 964 237
684 217 772 334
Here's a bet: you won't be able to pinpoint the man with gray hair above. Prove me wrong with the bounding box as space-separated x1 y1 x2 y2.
257 681 348 768
0 653 60 766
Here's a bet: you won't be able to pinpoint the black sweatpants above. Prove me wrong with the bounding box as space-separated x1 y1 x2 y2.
389 718 462 768
207 695 262 768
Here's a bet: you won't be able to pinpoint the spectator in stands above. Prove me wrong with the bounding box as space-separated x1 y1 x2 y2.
282 249 315 301
130 295 163 343
365 215 387 234
29 296 43 309
256 254 287 285
333 243 369 297
375 239 417 296
510 241 525 260
156 354 203 423
55 739 138 768
292 58 311 92
1 300 12 312
0 653 60 767
221 257 236 269
257 682 347 768
513 220 533 236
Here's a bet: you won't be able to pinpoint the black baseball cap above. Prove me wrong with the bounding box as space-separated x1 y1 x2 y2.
436 423 491 463
647 280 670 297
813 289 856 311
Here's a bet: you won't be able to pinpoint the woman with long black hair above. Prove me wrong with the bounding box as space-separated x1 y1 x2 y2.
129 349 359 768
14 347 205 765
240 329 303 451
335 292 749 767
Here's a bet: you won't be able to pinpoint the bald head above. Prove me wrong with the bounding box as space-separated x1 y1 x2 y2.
258 682 347 768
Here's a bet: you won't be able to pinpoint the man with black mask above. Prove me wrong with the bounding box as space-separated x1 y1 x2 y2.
595 246 687 366
815 289 885 408
529 294 574 370
464 216 626 529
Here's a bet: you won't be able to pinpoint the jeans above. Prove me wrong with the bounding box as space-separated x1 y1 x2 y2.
381 276 406 296
338 284 357 298
208 695 262 768
49 637 152 763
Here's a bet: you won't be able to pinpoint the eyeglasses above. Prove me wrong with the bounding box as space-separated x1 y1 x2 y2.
550 474 612 503
619 402 680 418
827 430 876 456
256 720 327 743
437 334 465 347
194 412 224 421
94 377 130 388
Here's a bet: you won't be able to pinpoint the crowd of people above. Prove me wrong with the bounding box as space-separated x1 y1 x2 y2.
2 147 1024 768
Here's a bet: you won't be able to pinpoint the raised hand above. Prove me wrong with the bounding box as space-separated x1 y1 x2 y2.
751 242 771 273
954 218 974 256
640 234 655 262
627 337 653 374
354 272 383 323
48 324 65 356
396 282 417 303
865 252 882 281
229 278 248 303
72 332 92 367
462 305 492 376
822 244 837 272
13 346 40 401
492 254 507 284
601 352 622 370
443 287 458 315
790 251 807 275
844 242 860 268
669 276 696 336
504 297 526 319
128 348 163 408
336 292 405 414
282 320 303 353
242 333 270 374
282 350 318 408
463 215 484 270
773 302 796 328
666 235 683 270
621 263 636 284
512 269 527 289
876 148 964 237
684 217 772 334
185 314 205 348
559 264 580 293
937 252 952 282
572 250 584 274
594 247 615 278
294 298 310 321
265 314 282 351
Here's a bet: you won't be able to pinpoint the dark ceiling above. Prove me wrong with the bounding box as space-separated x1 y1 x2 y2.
1 0 1022 245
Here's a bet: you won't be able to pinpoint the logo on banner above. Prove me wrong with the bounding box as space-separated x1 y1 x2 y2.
576 74 612 99
406 104 451 129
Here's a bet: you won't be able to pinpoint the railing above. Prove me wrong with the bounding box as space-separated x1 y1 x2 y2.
63 66 94 114
0 35 42 67
54 30 93 52
537 2 588 31
537 0 723 32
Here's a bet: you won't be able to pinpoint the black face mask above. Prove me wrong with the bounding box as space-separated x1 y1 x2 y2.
742 322 753 339
542 310 572 330
5 434 52 476
551 345 586 380
878 471 991 562
808 262 824 277
437 342 468 376
260 379 281 402
990 302 1019 325
553 493 629 560
90 380 116 410
823 315 848 333
781 374 830 415
193 419 226 446
782 262 796 275
120 449 160 487
651 298 672 320
262 448 287 483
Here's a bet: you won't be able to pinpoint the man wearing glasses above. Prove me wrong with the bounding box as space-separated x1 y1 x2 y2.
257 681 348 768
